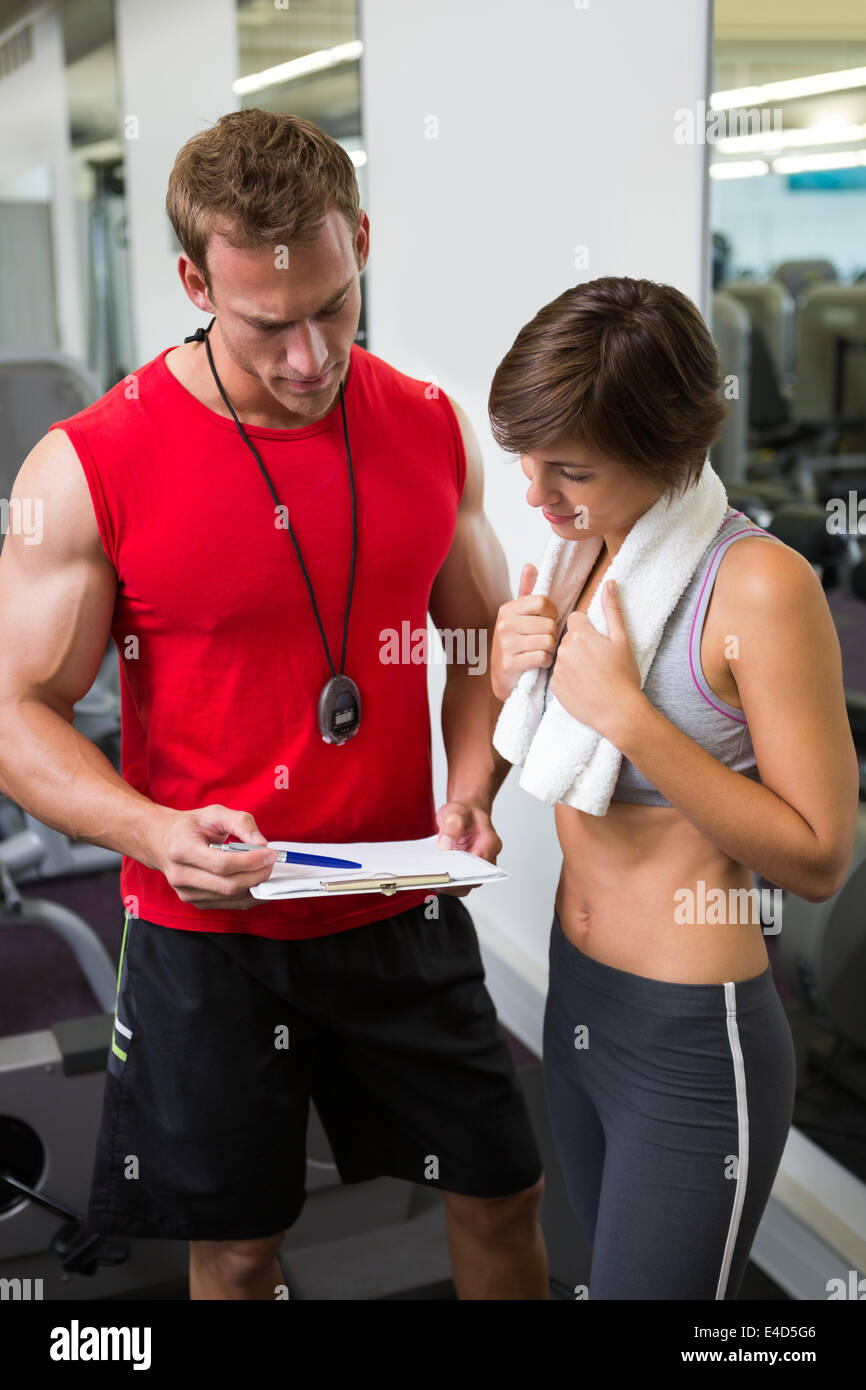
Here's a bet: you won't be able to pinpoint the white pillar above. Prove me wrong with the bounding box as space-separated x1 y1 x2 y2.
0 2 85 358
114 0 239 364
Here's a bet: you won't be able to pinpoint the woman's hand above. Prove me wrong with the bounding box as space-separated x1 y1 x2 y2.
548 580 643 742
491 563 560 702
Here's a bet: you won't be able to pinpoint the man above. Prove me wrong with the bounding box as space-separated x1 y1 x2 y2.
0 109 547 1300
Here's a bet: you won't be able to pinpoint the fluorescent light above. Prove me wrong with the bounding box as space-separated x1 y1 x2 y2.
233 39 363 96
709 159 769 179
711 65 866 110
772 148 866 174
716 122 866 155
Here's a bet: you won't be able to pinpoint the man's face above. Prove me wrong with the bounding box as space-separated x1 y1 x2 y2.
194 207 368 421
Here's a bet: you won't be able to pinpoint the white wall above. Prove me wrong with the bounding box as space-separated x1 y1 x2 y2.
0 2 84 357
113 0 239 364
360 0 714 1026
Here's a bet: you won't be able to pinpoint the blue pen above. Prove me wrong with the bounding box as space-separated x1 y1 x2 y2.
209 842 362 869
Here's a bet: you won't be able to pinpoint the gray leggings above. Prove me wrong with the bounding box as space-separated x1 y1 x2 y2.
542 911 796 1299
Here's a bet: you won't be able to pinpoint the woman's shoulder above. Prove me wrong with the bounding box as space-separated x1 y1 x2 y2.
710 522 827 627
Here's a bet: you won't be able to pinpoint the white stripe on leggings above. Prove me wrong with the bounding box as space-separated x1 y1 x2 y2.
716 980 749 1300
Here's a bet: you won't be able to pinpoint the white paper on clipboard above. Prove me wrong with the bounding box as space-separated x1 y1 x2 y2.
249 832 509 900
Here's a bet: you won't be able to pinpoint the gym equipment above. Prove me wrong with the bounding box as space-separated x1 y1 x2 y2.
0 838 191 1297
764 500 854 591
723 278 796 445
773 258 838 304
725 278 795 393
0 354 102 485
711 291 819 481
711 291 751 483
793 284 866 437
722 487 772 529
86 158 132 392
0 1015 191 1299
0 836 116 1012
712 231 733 291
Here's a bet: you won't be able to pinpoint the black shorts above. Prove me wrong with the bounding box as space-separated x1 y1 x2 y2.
88 893 543 1240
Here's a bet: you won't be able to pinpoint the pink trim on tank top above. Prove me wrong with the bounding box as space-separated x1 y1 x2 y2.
687 513 776 724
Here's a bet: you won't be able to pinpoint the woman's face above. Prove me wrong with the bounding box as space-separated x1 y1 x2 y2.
520 438 666 539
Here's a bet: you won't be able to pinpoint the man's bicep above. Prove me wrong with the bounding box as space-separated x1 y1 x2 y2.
0 431 117 714
429 509 511 636
429 395 511 633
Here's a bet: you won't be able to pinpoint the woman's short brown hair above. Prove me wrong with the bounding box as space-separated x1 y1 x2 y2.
165 108 361 288
487 277 727 498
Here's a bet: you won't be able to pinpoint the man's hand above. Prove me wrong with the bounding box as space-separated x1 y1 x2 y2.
150 804 278 909
434 800 502 897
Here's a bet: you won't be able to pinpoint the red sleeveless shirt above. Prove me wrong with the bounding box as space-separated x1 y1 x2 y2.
49 342 466 939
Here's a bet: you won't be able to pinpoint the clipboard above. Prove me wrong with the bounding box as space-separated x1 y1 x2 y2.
249 834 509 901
320 872 452 896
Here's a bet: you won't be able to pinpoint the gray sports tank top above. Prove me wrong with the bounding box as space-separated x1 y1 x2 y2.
541 508 783 806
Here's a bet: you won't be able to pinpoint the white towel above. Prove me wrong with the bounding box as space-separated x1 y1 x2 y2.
492 460 729 815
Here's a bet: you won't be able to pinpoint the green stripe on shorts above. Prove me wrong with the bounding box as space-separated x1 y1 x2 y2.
111 910 131 1063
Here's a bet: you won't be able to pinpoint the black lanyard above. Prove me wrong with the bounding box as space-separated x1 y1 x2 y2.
183 317 362 744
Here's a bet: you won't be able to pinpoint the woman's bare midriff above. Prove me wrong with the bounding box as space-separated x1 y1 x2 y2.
548 519 770 986
553 801 770 984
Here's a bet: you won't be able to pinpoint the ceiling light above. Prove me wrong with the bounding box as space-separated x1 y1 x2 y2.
716 122 866 155
233 39 363 96
711 66 866 110
772 148 866 174
709 159 770 179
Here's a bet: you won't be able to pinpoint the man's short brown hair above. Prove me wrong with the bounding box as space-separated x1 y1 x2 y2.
487 277 728 497
165 108 361 288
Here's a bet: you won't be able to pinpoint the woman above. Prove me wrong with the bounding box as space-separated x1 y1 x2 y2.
488 276 859 1300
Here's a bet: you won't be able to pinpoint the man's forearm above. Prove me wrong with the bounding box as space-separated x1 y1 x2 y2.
0 697 170 869
441 662 512 811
